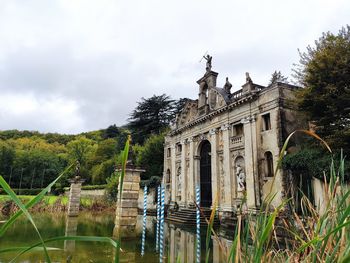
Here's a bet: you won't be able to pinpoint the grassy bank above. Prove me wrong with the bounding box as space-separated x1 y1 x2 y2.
0 195 113 215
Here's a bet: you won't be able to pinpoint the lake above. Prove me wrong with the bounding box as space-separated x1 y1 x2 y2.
0 212 234 262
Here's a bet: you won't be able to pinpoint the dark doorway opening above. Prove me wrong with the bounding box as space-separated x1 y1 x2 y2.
200 140 212 207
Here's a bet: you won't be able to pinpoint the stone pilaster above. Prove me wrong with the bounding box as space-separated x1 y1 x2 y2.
242 115 259 210
113 168 143 237
67 177 84 217
209 129 218 204
188 138 195 206
221 124 233 211
170 145 176 206
180 140 187 206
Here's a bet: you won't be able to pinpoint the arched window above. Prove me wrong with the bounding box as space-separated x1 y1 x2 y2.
265 151 274 177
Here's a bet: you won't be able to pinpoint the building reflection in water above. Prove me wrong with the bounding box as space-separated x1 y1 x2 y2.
166 222 233 263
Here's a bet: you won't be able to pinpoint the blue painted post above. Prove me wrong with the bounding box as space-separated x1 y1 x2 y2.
141 185 148 256
159 185 165 263
196 186 201 263
156 185 161 252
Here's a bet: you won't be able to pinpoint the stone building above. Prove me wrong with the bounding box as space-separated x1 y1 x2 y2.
164 59 300 223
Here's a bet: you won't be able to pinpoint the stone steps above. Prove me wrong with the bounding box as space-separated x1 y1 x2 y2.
166 207 219 226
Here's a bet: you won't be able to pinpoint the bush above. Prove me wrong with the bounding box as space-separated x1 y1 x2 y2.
0 188 43 195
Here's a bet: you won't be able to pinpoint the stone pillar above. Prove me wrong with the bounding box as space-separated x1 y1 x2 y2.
209 129 218 204
113 167 144 237
67 177 84 217
221 124 233 210
243 115 259 210
170 145 176 206
188 138 195 207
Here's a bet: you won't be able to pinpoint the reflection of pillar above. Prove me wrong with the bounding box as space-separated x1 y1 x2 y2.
113 167 144 237
67 177 84 217
64 216 78 253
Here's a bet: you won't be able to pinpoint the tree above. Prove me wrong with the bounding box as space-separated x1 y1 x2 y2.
293 25 350 151
128 94 175 144
135 133 165 181
269 70 288 85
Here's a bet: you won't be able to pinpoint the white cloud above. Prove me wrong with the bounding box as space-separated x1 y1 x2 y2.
0 0 349 133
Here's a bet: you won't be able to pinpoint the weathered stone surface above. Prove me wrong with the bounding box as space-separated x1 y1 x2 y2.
164 65 302 223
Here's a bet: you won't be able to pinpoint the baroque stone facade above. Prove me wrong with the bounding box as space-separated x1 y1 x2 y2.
164 61 300 222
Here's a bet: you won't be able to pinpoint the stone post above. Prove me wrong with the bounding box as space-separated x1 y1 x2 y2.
113 167 144 237
67 176 84 217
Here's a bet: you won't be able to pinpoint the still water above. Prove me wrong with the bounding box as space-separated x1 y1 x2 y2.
0 212 234 263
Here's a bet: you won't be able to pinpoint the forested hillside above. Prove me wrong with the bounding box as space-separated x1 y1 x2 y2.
0 94 185 193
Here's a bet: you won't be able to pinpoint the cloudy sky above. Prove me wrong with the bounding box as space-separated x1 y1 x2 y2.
0 0 349 134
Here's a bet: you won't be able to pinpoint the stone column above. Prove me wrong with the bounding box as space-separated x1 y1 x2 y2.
188 138 195 207
170 145 176 207
243 115 258 210
180 140 187 207
209 129 218 204
67 177 84 217
113 167 144 237
221 124 233 211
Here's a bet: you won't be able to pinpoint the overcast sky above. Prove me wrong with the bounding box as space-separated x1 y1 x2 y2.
0 0 349 134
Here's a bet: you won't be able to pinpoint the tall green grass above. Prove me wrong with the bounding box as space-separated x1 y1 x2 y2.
203 130 350 262
0 136 131 263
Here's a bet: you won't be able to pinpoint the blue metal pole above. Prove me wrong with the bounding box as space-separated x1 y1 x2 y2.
141 185 148 256
196 185 201 263
156 185 161 252
159 185 165 263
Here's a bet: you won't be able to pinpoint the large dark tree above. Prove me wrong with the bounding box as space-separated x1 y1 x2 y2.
293 25 350 151
128 94 176 144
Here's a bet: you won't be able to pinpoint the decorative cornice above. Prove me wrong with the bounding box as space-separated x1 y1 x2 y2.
169 94 256 136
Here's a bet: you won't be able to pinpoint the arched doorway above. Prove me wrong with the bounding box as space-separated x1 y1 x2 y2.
200 140 212 207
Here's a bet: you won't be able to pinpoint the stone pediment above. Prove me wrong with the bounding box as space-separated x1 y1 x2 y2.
176 99 198 128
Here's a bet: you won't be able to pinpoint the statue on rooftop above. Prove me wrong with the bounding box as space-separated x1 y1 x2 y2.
203 54 212 72
224 77 232 94
245 72 253 83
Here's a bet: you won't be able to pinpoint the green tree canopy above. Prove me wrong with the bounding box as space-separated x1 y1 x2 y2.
127 94 175 144
135 133 165 181
294 25 350 151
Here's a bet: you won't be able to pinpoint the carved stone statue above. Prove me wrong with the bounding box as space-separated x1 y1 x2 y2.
245 72 253 83
236 164 246 192
203 54 212 72
177 167 182 198
224 77 232 94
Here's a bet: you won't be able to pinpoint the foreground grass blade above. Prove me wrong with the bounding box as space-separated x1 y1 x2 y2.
0 163 74 237
0 175 52 262
115 135 130 263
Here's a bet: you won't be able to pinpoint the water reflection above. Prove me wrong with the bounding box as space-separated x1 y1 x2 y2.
0 212 235 262
64 216 78 255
